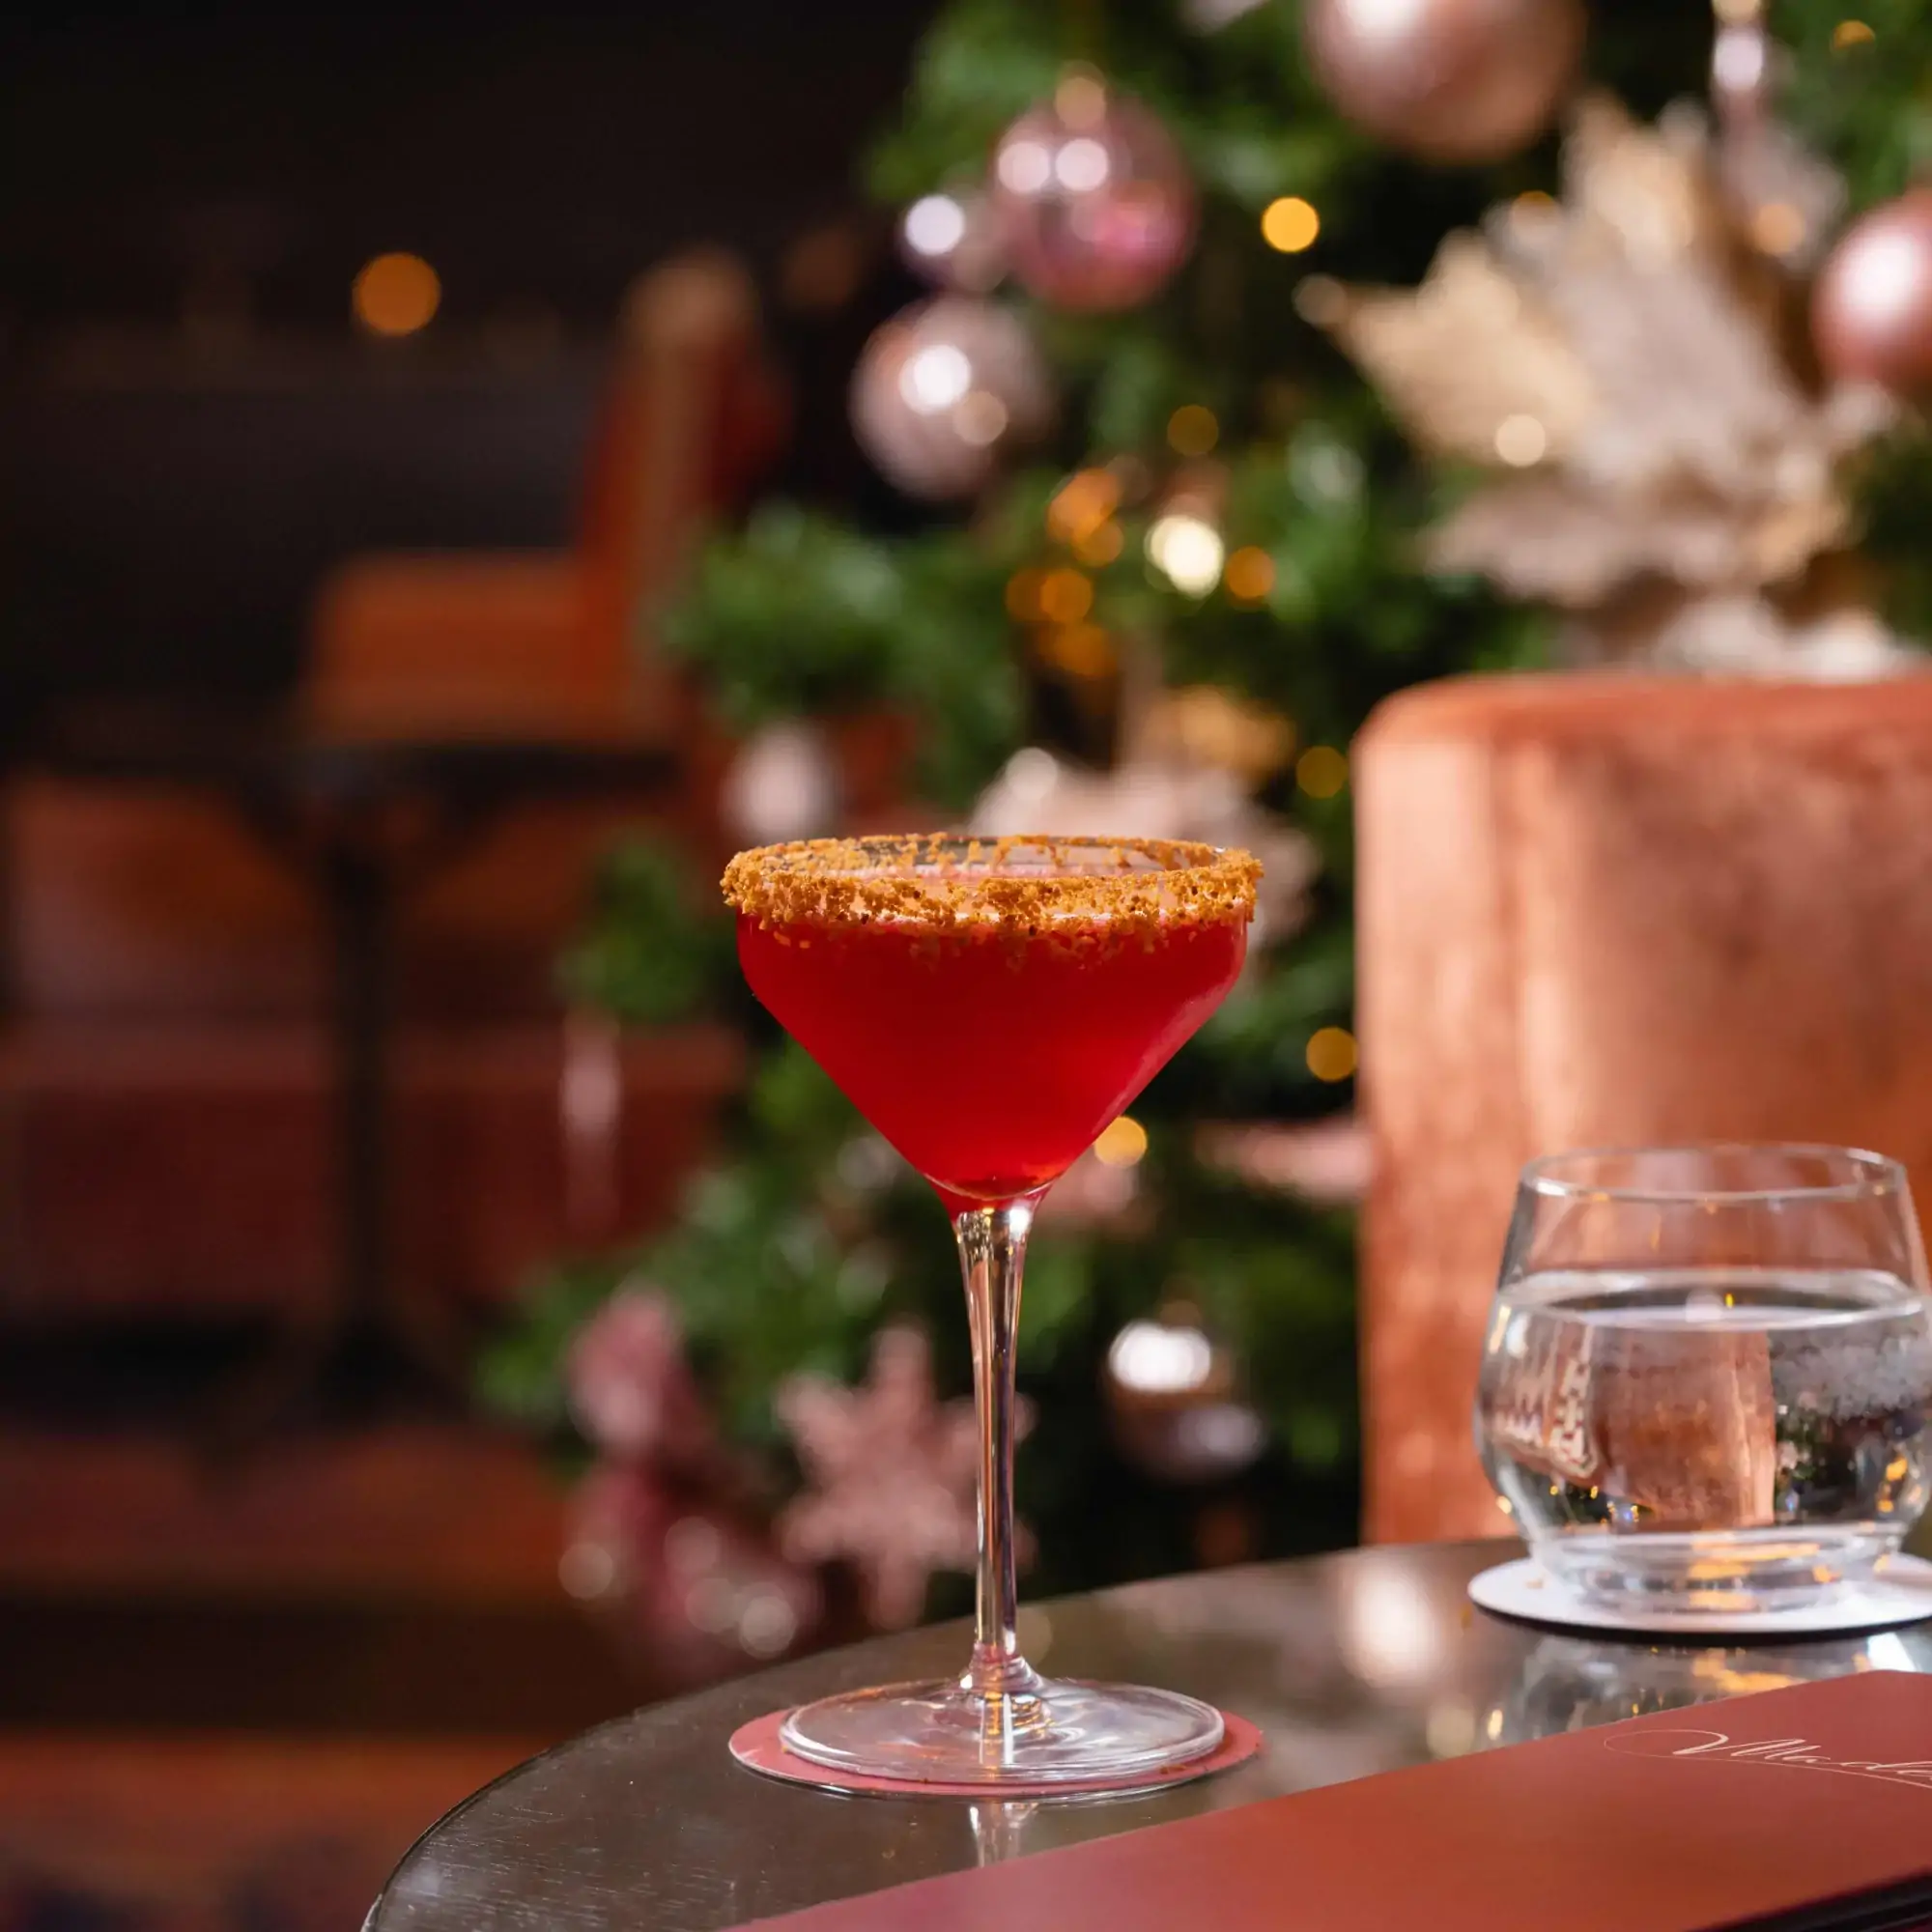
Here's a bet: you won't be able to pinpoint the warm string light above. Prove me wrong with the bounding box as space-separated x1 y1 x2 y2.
1009 469 1135 680
1072 521 1124 565
1038 622 1115 677
1224 546 1275 604
1054 68 1110 130
1037 568 1094 624
353 252 440 336
1094 1116 1149 1167
1262 196 1321 253
1305 1026 1358 1083
1296 744 1348 798
1047 468 1121 545
1166 404 1219 456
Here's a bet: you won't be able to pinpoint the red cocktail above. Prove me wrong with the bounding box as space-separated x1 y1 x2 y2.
738 889 1244 1211
724 835 1260 1790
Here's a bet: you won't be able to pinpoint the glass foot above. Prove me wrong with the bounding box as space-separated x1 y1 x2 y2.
779 1674 1225 1789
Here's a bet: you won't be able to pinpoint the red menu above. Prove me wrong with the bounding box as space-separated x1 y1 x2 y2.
749 1671 1932 1932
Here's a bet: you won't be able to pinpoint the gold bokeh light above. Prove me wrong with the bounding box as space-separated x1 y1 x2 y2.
1224 546 1275 604
1037 568 1094 624
1094 1116 1149 1167
1305 1027 1358 1083
353 252 441 337
1167 405 1219 457
1047 468 1121 546
1005 569 1046 621
1296 744 1349 799
1072 520 1124 565
1262 197 1321 254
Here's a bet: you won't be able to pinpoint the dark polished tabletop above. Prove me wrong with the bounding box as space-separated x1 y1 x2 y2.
367 1539 1932 1932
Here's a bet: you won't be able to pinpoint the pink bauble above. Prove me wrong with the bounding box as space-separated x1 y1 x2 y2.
850 295 1053 499
1302 0 1584 164
1812 189 1932 399
990 86 1197 311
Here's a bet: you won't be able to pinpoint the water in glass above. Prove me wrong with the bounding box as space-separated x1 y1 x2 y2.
1480 1264 1932 1604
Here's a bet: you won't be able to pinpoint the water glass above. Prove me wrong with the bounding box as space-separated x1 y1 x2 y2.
1474 1145 1932 1610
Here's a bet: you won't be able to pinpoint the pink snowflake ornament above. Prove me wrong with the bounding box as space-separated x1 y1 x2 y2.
566 1288 714 1468
776 1325 1031 1630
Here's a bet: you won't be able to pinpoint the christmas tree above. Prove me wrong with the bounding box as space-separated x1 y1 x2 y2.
484 0 1932 1666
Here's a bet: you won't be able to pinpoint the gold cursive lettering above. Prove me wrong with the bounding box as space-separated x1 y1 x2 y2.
1605 1727 1932 1792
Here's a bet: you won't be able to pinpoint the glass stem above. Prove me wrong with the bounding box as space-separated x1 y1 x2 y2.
953 1196 1047 1709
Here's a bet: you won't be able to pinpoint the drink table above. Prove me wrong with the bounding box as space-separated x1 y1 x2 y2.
21 705 678 1419
366 1539 1932 1931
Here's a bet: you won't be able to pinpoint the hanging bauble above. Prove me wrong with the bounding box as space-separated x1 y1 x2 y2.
897 185 1007 294
1102 1304 1266 1484
990 75 1197 311
721 721 839 846
1812 189 1932 399
1301 0 1584 164
849 295 1052 500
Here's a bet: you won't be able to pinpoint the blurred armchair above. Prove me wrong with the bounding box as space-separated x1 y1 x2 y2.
304 247 786 744
1354 673 1932 1544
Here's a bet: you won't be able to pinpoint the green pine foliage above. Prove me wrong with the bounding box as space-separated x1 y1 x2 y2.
1776 0 1932 208
1776 0 1932 642
486 0 1904 1608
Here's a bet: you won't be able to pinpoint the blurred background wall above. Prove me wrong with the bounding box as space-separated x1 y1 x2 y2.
0 0 934 724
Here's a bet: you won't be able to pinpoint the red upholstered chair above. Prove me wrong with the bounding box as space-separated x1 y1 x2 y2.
311 246 785 1016
1353 673 1932 1545
304 246 785 746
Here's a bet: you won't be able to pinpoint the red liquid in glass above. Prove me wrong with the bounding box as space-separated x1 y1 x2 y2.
738 907 1245 1211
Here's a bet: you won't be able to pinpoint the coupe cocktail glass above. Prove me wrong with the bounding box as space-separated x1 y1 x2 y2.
724 834 1260 1787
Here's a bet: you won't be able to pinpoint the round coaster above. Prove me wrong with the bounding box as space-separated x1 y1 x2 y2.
729 1705 1262 1802
1469 1553 1932 1639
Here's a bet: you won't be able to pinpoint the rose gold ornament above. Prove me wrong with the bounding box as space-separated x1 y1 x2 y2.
990 78 1197 311
1812 188 1932 399
1301 0 1584 164
1102 1305 1266 1483
849 295 1052 500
